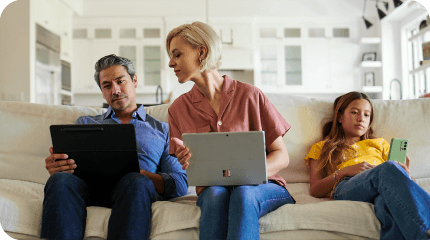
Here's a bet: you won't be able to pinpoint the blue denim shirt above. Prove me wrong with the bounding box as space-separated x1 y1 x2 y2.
75 105 188 200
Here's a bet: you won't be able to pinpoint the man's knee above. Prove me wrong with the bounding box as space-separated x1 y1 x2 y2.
45 172 76 192
117 173 157 201
121 172 153 190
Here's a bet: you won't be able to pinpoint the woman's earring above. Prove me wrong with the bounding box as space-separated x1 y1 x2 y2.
199 58 202 63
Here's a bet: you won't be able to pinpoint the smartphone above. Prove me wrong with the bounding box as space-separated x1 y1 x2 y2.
388 138 409 164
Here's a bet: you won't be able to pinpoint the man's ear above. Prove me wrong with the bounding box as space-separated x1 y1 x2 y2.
132 75 138 88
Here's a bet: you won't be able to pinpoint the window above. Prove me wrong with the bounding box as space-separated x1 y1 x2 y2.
405 14 430 98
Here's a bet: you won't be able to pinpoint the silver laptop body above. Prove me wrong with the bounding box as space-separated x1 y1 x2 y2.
182 131 268 186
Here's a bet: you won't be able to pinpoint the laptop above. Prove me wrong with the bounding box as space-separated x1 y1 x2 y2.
50 124 140 189
182 131 268 186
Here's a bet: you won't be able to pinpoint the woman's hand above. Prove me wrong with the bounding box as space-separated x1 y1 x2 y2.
171 137 191 170
339 161 375 178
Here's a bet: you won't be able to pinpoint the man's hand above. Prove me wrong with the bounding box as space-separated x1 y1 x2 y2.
45 147 76 175
171 137 191 170
140 169 164 195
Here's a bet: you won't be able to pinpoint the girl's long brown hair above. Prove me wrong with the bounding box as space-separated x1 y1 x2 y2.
317 92 375 177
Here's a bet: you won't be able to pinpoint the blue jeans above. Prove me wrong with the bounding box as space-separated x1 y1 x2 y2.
333 161 430 240
196 181 295 240
41 172 158 240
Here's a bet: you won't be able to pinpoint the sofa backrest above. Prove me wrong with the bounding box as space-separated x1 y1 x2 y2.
0 102 107 185
0 95 429 185
266 94 430 182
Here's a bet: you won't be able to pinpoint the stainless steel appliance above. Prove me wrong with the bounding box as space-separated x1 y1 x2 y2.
35 24 61 105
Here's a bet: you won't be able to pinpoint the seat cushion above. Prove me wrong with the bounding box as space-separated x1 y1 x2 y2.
0 179 381 239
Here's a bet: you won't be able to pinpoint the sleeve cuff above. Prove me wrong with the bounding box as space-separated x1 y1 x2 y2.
158 172 174 198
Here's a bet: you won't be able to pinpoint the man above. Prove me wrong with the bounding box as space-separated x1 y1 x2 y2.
41 54 188 240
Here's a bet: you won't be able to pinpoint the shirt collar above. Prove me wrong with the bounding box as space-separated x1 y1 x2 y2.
189 75 236 103
103 105 147 121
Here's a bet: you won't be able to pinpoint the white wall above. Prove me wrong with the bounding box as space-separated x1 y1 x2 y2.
0 0 32 102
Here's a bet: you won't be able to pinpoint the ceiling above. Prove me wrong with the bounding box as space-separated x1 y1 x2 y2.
80 0 374 18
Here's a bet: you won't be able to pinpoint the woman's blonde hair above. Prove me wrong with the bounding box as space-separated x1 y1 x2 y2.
166 21 222 72
317 92 375 177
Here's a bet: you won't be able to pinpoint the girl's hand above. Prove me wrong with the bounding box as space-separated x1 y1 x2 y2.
196 186 207 196
395 161 411 176
340 161 375 178
171 137 191 170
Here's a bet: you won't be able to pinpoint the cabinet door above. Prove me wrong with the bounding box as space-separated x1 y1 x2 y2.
73 40 95 91
284 45 302 86
56 5 73 62
303 41 329 89
34 0 58 34
259 44 279 87
330 41 357 90
143 45 162 86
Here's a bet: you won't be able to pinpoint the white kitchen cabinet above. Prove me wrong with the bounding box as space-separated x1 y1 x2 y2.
73 40 96 92
254 23 355 94
0 0 75 105
209 20 254 70
34 0 58 34
72 18 165 95
56 3 73 63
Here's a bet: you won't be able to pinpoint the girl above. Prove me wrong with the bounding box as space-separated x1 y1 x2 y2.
304 91 430 240
166 21 295 240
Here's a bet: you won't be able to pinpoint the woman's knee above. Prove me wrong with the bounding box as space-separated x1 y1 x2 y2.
230 186 258 208
197 186 230 208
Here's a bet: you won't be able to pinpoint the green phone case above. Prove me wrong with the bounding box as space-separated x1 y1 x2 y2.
388 138 408 164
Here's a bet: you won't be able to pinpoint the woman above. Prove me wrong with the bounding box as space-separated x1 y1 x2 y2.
304 91 430 240
166 21 295 240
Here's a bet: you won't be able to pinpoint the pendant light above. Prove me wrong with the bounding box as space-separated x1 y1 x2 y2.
363 17 374 29
383 1 389 10
362 0 374 29
393 0 403 8
377 6 387 19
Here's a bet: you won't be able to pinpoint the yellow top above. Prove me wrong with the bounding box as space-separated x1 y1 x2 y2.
304 138 390 172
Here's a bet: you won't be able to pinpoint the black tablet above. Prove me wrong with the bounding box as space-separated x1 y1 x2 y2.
50 124 140 188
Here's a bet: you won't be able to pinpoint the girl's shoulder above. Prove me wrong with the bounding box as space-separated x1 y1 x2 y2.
303 140 326 167
311 140 326 149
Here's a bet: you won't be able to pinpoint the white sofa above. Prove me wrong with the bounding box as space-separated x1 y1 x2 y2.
1 94 429 239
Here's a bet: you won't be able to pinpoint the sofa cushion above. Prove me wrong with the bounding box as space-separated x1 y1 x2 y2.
0 179 201 239
0 179 382 239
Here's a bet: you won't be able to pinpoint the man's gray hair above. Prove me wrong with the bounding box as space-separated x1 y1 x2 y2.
94 54 135 89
